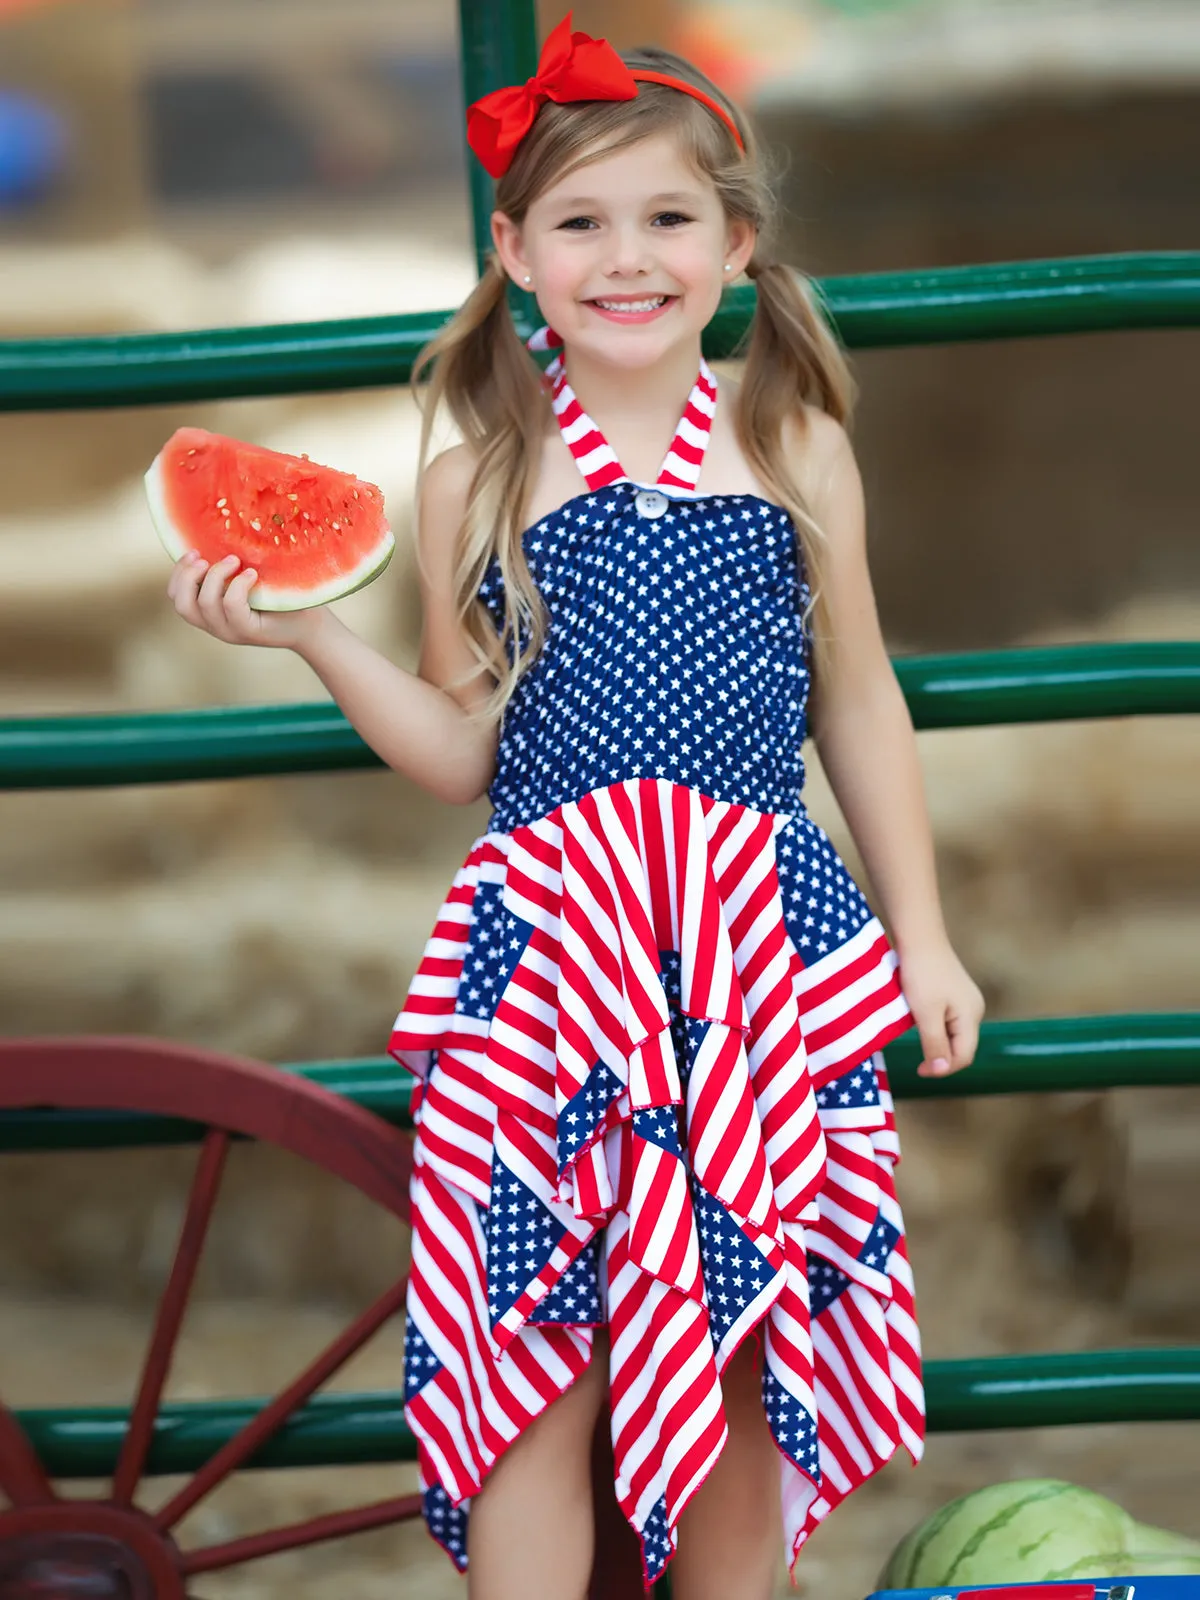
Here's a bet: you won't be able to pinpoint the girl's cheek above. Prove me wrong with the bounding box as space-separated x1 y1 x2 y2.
670 241 723 288
540 267 585 307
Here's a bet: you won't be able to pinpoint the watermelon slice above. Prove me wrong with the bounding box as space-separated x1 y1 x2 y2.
145 426 395 611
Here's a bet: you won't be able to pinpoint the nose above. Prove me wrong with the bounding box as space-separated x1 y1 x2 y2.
602 224 653 278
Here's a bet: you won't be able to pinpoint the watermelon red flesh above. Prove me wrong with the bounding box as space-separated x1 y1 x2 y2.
145 426 395 611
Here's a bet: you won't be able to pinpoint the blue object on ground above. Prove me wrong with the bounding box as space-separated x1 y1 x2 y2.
867 1580 1200 1599
0 91 68 205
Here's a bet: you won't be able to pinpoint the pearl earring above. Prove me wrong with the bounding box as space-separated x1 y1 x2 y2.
723 263 732 274
523 274 532 285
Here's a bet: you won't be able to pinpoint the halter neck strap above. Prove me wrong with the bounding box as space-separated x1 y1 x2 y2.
533 329 718 494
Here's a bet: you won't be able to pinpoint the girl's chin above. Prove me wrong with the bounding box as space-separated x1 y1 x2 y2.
560 320 707 367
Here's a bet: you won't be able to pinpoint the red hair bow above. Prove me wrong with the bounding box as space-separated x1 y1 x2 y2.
466 12 637 180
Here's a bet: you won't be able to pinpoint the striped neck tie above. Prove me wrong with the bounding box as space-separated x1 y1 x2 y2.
527 323 718 493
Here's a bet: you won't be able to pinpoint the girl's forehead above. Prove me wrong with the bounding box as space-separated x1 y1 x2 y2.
533 133 713 210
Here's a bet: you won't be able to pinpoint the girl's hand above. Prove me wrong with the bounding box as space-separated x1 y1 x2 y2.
166 552 325 652
897 940 985 1078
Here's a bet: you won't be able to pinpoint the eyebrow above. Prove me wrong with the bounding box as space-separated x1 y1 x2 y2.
547 190 703 209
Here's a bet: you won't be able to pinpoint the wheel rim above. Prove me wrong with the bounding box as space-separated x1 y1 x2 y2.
0 1036 420 1590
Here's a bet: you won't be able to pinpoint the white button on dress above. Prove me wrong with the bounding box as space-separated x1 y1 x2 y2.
634 489 669 520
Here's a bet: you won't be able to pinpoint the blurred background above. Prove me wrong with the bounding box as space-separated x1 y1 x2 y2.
0 1 1197 1596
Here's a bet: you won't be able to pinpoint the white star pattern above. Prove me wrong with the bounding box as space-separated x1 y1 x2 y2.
816 1065 881 1112
421 1482 468 1568
556 1061 623 1171
808 1209 901 1316
690 1178 775 1345
485 1157 562 1321
403 1318 442 1405
479 484 812 834
775 815 874 958
456 882 530 1021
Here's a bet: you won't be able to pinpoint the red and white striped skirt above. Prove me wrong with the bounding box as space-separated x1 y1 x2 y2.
390 775 924 1585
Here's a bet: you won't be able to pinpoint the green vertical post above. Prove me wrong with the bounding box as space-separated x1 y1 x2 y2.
457 0 541 278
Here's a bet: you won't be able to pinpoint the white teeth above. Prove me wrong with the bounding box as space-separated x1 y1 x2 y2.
593 296 668 313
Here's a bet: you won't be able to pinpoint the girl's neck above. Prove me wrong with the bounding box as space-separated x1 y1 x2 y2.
557 338 705 440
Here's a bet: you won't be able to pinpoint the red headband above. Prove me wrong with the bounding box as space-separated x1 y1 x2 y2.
466 12 745 181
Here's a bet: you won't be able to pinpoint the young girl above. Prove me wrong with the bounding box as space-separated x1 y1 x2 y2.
167 13 984 1597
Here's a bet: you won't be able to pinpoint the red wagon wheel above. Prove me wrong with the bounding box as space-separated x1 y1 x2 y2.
0 1036 420 1599
0 1036 650 1599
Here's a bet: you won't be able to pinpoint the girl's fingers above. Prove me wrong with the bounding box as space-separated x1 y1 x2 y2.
196 554 243 638
169 553 207 625
947 1006 981 1073
167 551 287 646
914 1007 953 1078
223 566 260 632
166 552 195 603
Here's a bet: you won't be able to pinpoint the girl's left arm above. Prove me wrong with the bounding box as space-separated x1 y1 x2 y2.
795 410 985 1078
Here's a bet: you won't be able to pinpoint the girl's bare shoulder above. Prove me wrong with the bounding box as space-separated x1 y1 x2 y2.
412 448 482 611
772 403 856 529
718 373 851 504
419 442 478 516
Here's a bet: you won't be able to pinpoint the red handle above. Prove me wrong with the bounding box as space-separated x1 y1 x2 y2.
964 1587 1096 1600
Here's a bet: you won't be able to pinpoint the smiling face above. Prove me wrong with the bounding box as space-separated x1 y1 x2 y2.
491 130 755 373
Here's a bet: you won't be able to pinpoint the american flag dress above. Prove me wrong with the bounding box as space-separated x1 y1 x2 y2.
389 344 924 1586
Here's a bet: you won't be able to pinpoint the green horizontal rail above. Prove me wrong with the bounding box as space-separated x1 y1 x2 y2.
14 1348 1200 1478
2 1014 1195 1153
17 1391 410 1478
926 1347 1200 1431
896 642 1200 730
1 255 1195 413
0 700 377 790
885 1011 1200 1101
0 1057 416 1153
718 253 1200 354
3 643 1197 791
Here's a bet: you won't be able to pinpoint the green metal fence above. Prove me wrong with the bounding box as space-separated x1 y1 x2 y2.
2 254 1197 413
2 0 1198 1559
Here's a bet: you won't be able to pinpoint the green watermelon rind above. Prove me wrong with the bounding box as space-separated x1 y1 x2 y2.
1045 1551 1200 1579
144 440 396 613
877 1483 1074 1588
881 1488 984 1588
878 1479 1101 1588
939 1480 1085 1587
878 1477 1200 1590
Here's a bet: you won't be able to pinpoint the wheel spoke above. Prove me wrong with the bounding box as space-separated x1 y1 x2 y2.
113 1128 230 1506
0 1397 56 1506
154 1274 407 1532
180 1492 422 1574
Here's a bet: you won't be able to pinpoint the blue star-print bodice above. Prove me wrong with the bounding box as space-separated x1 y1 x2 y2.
478 482 812 833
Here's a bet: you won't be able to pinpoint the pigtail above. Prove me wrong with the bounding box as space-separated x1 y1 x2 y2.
742 261 855 428
412 256 551 728
734 260 857 682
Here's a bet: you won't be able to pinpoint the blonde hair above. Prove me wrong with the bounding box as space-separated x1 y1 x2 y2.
412 45 854 728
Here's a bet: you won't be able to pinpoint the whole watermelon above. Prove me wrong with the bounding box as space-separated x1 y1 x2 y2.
878 1478 1200 1589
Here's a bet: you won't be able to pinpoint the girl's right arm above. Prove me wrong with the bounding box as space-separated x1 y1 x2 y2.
166 443 499 805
